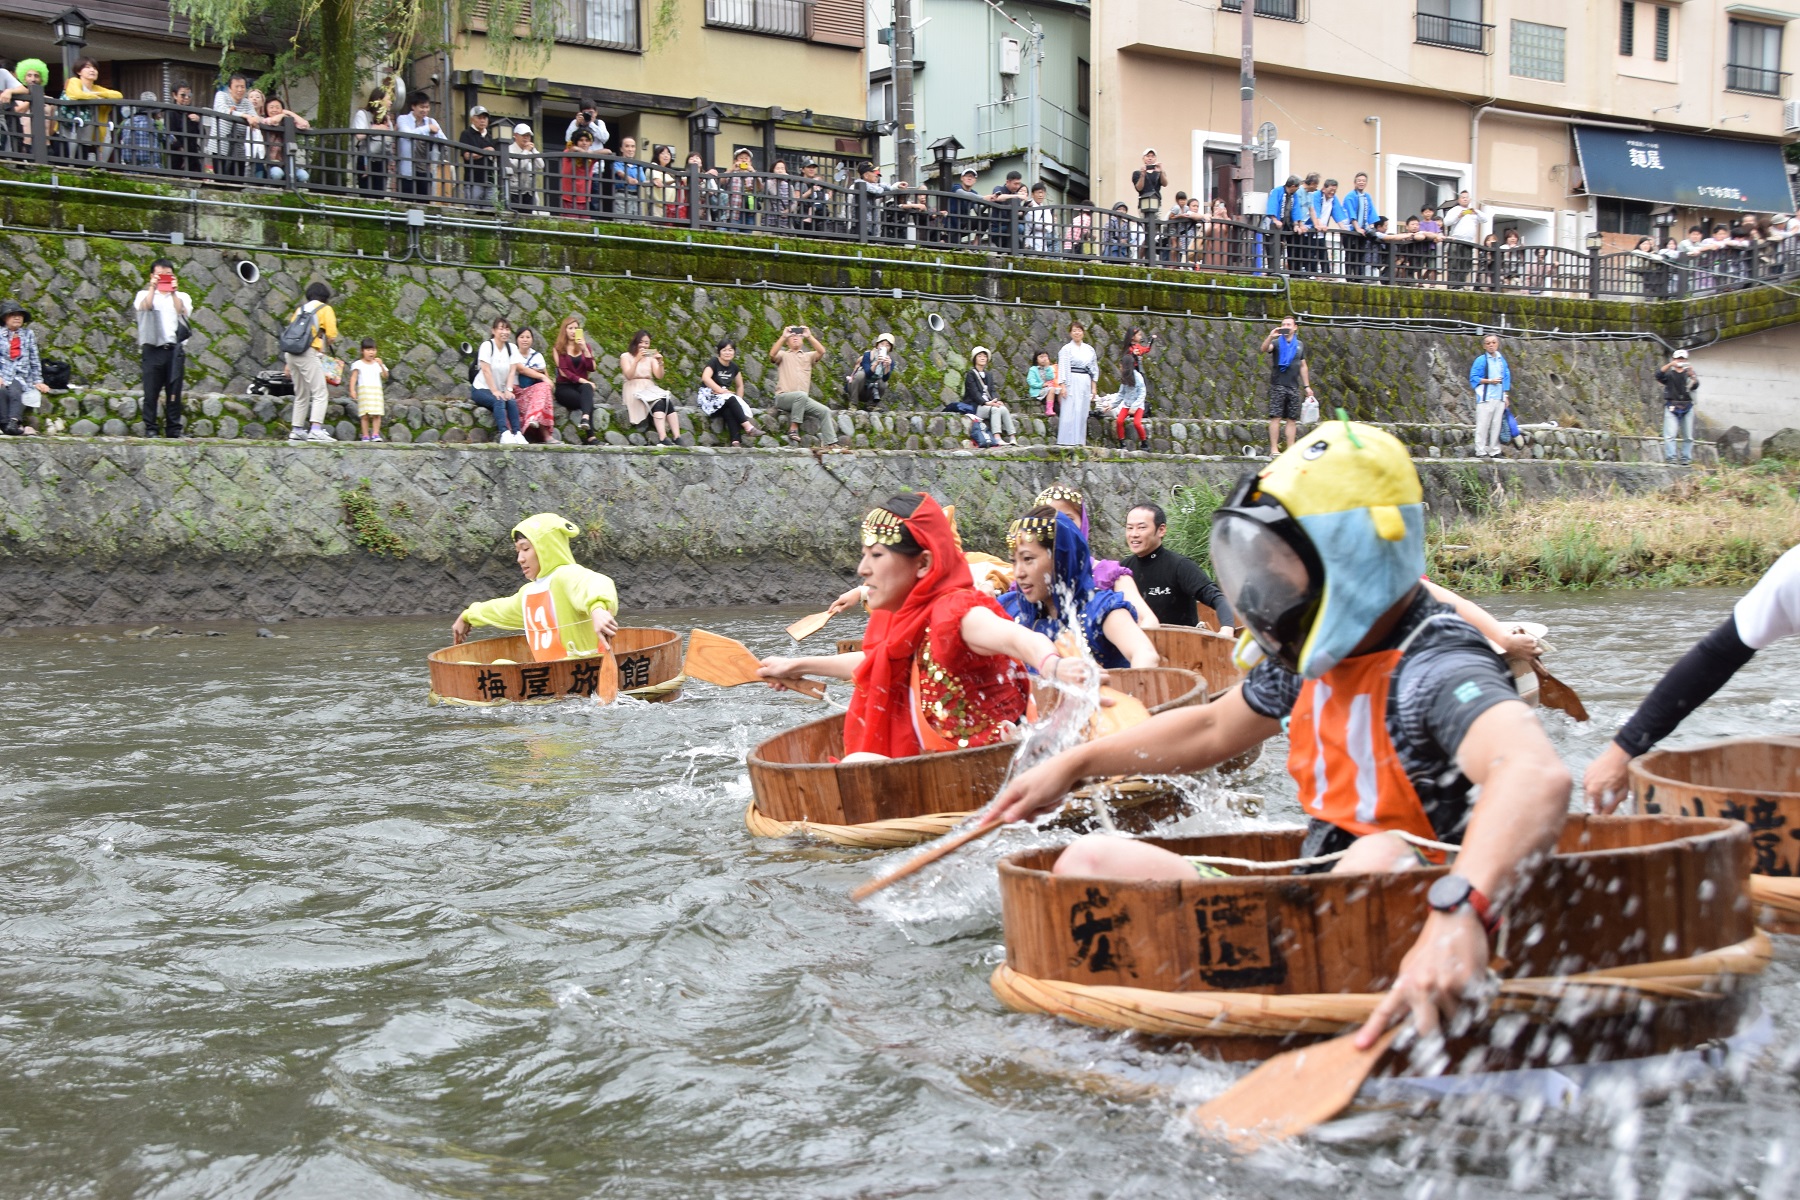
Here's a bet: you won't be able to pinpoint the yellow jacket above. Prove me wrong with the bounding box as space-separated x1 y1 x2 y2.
460 513 619 657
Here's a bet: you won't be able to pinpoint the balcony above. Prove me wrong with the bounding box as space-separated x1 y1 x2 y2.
1726 62 1791 96
973 98 1090 175
1218 0 1304 22
1415 11 1492 54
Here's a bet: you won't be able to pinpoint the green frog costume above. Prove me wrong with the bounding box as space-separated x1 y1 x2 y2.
459 513 619 659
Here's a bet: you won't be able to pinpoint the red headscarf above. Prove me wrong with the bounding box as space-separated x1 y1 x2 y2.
842 494 972 758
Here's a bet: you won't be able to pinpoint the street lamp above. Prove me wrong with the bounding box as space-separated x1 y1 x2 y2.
49 7 89 84
1584 229 1605 252
687 102 722 168
928 134 962 191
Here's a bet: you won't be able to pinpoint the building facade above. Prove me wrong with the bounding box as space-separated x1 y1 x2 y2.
866 0 1090 200
1092 0 1797 247
453 0 871 174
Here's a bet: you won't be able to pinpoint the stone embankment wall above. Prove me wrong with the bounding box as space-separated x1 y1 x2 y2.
0 440 1690 627
0 186 1685 438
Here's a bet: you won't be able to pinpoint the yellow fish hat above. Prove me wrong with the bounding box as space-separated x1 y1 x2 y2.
1210 420 1425 678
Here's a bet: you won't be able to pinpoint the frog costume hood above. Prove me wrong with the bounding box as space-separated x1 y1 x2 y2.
458 513 619 657
1209 420 1424 678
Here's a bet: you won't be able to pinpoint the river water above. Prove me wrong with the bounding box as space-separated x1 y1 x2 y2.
2 589 1797 1199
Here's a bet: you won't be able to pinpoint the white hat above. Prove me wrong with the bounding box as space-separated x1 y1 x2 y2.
874 332 895 346
971 344 992 358
1672 348 1689 359
513 122 533 137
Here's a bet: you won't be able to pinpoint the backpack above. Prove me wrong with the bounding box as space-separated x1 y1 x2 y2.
278 302 320 356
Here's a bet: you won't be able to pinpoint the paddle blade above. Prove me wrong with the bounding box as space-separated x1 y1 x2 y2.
1189 1026 1399 1152
684 629 765 688
594 650 620 705
850 818 1004 902
1532 661 1590 722
1090 687 1152 740
786 610 833 643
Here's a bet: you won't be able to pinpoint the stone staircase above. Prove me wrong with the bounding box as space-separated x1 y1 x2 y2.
31 387 1712 466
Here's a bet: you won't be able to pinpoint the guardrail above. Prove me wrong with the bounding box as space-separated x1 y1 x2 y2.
6 92 1799 305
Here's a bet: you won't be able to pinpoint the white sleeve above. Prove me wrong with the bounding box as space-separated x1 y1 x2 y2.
1734 547 1800 650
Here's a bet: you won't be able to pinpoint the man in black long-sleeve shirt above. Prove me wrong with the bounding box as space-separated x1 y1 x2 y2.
1120 503 1233 629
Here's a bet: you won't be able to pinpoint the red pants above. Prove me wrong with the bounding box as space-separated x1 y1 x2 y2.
1116 409 1145 441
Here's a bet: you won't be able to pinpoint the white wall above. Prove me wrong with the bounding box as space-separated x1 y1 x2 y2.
1687 324 1800 443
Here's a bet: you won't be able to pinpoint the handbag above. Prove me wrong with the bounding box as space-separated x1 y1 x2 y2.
1300 396 1320 424
1501 407 1522 443
175 316 191 343
323 356 347 388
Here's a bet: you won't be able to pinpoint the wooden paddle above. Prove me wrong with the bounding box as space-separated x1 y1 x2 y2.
594 650 622 704
684 629 827 700
1531 660 1590 722
850 815 1005 902
1090 686 1152 740
1188 1024 1401 1152
785 610 833 643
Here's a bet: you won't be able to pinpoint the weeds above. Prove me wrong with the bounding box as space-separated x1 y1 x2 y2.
1429 466 1800 592
1164 479 1229 573
341 482 410 559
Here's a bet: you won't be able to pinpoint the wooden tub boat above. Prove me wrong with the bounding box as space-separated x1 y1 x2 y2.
992 814 1767 1068
745 666 1245 848
1144 625 1258 773
428 627 685 705
836 638 864 655
1632 735 1800 934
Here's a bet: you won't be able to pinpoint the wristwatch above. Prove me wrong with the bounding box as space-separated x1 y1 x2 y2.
1427 873 1500 935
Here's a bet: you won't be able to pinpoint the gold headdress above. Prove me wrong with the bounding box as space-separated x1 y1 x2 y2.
1006 513 1059 552
861 507 907 547
1034 483 1085 509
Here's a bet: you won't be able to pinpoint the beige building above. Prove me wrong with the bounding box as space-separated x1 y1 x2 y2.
1092 0 1798 247
453 0 871 173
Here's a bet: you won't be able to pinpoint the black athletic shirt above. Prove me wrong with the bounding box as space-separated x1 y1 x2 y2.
706 357 741 392
1120 546 1229 628
1239 590 1521 861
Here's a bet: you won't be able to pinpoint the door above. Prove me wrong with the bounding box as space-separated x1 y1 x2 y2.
1205 148 1241 215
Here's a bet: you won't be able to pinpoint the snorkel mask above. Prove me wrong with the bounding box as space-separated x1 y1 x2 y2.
1210 420 1425 678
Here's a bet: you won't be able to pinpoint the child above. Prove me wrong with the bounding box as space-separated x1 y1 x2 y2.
451 513 620 660
0 299 50 436
1026 349 1060 417
348 337 388 442
1113 346 1147 451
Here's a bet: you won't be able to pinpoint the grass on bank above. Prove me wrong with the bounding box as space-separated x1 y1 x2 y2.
1165 464 1800 594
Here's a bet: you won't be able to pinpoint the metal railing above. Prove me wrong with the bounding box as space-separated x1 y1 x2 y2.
1725 62 1791 96
1415 11 1493 53
972 97 1089 173
705 0 809 37
10 95 1800 305
1219 0 1305 20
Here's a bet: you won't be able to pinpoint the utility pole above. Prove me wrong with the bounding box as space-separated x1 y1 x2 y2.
1236 0 1255 215
1026 21 1042 186
895 0 918 184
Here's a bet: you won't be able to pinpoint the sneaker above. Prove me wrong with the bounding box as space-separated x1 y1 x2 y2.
306 427 335 443
288 428 307 441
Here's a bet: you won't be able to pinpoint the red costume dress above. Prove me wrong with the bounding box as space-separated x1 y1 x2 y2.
842 495 1031 758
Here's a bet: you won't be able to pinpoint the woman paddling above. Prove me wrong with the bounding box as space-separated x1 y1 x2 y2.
452 513 619 659
999 507 1160 671
1033 483 1158 628
758 493 1092 761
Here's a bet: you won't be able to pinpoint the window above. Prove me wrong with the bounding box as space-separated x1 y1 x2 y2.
706 0 808 38
1619 1 1634 55
1219 0 1303 21
1417 0 1490 52
1397 167 1462 225
554 0 639 48
1597 197 1653 238
1727 18 1786 95
1654 5 1670 61
1076 58 1090 116
1510 20 1565 81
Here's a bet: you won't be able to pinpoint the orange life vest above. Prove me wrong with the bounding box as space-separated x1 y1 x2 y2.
1284 617 1450 858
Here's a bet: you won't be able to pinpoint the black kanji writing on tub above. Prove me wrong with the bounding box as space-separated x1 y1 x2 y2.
518 664 554 699
1068 886 1134 977
618 654 652 689
567 661 601 697
476 669 509 701
1194 893 1286 988
1745 796 1792 876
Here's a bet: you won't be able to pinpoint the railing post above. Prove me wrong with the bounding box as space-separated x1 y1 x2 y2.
27 85 47 166
1588 247 1601 299
1142 210 1158 266
495 141 510 215
687 161 701 230
280 117 296 190
856 181 870 243
1489 245 1501 293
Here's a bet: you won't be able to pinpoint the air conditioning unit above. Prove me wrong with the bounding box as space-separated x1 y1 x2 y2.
999 37 1022 76
1785 99 1800 133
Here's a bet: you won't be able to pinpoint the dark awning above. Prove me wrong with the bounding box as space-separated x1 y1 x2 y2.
1572 126 1793 212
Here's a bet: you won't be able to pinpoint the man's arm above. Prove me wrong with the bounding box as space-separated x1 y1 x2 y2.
805 331 826 355
1299 359 1312 391
994 689 1279 823
1356 700 1570 1046
769 332 785 361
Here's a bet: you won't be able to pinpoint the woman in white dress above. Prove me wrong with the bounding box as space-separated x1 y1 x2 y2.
1055 320 1097 446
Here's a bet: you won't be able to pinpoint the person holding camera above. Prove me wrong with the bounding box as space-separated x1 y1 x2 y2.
769 324 841 449
1260 315 1312 458
394 92 443 198
133 258 194 438
621 330 681 445
1653 348 1700 466
846 332 898 408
